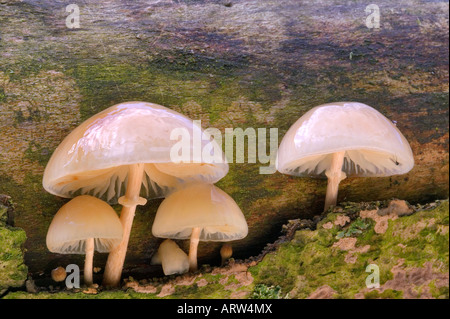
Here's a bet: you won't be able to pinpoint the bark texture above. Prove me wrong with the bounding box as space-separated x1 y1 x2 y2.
0 0 448 276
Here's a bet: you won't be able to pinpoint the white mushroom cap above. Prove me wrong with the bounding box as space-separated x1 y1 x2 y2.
46 195 123 254
152 184 248 242
43 101 228 202
276 102 414 178
157 239 189 276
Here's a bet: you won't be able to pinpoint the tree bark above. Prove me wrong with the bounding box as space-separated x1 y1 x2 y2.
0 0 447 276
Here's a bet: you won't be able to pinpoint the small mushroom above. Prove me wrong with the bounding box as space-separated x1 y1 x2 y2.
276 102 414 211
153 239 189 276
42 101 228 287
51 267 67 282
46 195 123 286
220 243 233 266
152 183 248 272
150 251 161 266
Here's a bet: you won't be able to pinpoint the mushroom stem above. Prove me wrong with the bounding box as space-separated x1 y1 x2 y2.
84 237 94 286
188 227 201 272
220 243 233 266
324 151 347 211
103 163 146 287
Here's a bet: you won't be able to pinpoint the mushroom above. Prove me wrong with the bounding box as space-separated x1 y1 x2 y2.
152 183 248 272
150 251 161 266
42 101 228 287
276 102 414 211
152 239 189 276
220 243 233 266
51 267 67 283
46 195 123 286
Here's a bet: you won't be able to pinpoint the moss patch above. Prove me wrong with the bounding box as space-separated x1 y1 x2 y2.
249 200 449 299
0 211 28 295
3 290 156 299
2 199 448 299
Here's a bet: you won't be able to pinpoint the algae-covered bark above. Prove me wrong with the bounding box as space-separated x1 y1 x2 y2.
0 0 448 276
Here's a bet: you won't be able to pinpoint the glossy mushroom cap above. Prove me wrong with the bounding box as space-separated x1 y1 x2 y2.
46 195 123 254
276 102 414 178
43 101 228 202
157 239 189 276
152 184 248 242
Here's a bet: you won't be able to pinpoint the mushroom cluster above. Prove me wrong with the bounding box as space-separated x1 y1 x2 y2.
42 99 413 288
43 101 245 286
276 101 414 211
152 183 248 272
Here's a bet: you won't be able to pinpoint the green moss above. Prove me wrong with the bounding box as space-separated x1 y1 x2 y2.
0 87 6 103
197 272 224 284
249 284 283 299
382 200 449 269
225 275 239 286
429 280 449 299
248 243 302 294
364 289 403 299
3 290 159 299
249 200 449 299
66 58 282 124
24 141 52 167
0 173 66 274
336 218 373 239
147 49 249 76
0 224 28 294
